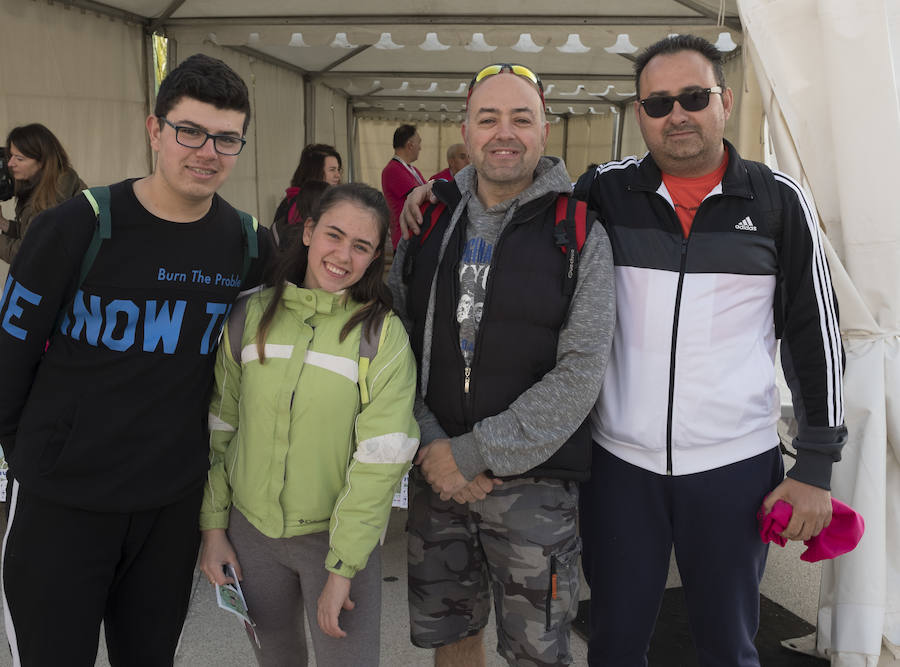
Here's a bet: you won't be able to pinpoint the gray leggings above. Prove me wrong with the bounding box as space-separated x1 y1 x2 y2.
227 508 381 666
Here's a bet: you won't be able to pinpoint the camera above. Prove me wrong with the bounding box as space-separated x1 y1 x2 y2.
0 147 15 202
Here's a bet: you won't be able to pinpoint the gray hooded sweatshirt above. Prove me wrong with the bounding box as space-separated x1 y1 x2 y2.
389 156 616 480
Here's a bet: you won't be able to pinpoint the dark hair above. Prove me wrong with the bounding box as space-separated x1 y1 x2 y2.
634 35 725 98
6 123 73 214
154 53 252 133
290 180 329 225
273 180 329 250
392 124 417 149
289 143 342 187
256 183 392 361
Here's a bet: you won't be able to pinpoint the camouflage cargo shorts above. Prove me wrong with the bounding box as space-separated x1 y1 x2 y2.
407 470 581 666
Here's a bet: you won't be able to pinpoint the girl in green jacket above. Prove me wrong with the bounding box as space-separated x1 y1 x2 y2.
199 183 419 666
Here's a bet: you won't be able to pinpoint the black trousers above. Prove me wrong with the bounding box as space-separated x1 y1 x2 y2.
2 481 202 666
579 445 784 667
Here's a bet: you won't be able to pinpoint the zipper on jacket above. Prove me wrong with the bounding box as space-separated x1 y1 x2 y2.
661 192 723 474
666 236 690 475
461 215 513 428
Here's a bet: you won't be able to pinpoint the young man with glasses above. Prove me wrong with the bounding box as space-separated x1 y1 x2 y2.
0 53 271 665
389 63 615 666
574 35 846 665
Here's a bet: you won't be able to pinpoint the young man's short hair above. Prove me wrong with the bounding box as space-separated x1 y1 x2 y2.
154 53 252 133
633 35 726 97
393 124 417 150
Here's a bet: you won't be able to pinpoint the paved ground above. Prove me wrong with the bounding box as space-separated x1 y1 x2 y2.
1 502 897 665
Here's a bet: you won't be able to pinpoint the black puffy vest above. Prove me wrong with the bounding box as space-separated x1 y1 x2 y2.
403 182 593 481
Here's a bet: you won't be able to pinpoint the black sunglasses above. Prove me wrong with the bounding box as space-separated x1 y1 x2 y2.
638 87 723 118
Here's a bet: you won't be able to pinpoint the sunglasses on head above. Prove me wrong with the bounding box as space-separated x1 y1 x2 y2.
467 63 545 107
638 86 723 118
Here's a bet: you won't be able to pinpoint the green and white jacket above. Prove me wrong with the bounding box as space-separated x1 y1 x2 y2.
200 284 419 578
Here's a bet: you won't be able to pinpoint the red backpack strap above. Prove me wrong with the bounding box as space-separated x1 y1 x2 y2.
555 196 570 252
554 195 588 253
573 199 588 252
553 194 590 296
420 201 447 245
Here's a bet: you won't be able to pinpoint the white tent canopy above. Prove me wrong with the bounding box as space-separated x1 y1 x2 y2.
1 0 753 227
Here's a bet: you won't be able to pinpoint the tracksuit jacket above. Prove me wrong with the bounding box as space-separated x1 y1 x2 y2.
579 141 846 489
199 285 419 578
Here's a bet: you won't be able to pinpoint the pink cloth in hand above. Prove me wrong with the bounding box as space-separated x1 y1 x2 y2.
757 498 865 562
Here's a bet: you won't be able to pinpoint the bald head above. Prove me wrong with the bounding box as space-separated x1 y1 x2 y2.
466 73 547 125
461 73 550 207
446 143 469 175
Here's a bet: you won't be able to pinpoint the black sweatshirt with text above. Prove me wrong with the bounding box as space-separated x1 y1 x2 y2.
0 179 271 511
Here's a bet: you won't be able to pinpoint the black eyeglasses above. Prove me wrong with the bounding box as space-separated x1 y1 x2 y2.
638 87 723 118
467 63 545 107
158 117 246 155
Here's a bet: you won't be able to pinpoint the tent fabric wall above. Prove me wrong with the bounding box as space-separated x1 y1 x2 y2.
566 114 616 177
0 0 148 285
354 118 447 190
739 0 900 663
310 81 350 166
355 111 616 190
165 36 306 228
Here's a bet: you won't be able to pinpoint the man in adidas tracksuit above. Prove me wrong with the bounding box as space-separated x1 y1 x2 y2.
575 35 846 666
0 55 271 665
389 64 615 665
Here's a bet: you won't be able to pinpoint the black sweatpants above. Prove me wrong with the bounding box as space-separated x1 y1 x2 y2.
579 445 784 667
2 481 203 666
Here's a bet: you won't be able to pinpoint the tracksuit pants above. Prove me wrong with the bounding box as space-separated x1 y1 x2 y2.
226 508 382 667
579 445 784 667
2 481 202 666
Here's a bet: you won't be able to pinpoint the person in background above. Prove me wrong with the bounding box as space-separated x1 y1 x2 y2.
272 180 328 250
381 124 423 250
429 143 469 182
291 143 343 188
199 183 418 666
0 123 86 264
272 144 343 249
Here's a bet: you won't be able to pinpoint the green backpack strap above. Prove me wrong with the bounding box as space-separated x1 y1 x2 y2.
79 186 113 287
357 312 387 405
236 210 259 285
225 293 253 363
56 187 111 335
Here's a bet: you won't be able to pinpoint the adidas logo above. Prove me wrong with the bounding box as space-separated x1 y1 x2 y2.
735 216 757 232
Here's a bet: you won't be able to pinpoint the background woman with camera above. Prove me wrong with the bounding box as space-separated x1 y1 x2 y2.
0 123 85 264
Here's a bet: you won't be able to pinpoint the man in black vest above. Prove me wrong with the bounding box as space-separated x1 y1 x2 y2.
388 64 615 666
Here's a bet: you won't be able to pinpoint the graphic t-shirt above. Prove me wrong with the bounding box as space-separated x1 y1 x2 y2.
457 235 494 365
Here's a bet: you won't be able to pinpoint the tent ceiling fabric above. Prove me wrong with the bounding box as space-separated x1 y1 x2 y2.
71 0 741 119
